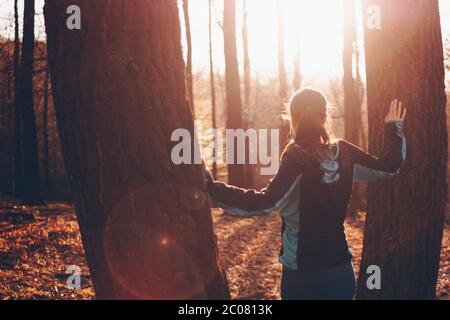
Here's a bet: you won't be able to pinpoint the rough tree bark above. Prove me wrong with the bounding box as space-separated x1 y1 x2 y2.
45 0 230 300
223 0 245 187
357 0 447 299
182 0 194 114
19 0 43 204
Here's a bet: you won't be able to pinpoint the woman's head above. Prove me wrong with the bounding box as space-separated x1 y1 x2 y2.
288 88 330 149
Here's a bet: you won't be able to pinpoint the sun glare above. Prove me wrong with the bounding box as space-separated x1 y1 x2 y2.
0 0 448 79
270 0 347 77
182 0 355 79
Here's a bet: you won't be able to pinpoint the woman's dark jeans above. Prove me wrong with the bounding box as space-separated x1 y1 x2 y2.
281 262 356 300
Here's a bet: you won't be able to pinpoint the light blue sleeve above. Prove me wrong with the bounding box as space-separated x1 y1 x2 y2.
353 121 406 182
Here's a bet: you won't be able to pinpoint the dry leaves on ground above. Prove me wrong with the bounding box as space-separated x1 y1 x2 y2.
0 202 448 300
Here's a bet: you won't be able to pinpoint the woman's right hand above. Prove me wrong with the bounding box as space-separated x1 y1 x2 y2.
385 99 407 123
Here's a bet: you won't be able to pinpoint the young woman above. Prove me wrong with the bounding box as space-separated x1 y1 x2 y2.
205 88 407 300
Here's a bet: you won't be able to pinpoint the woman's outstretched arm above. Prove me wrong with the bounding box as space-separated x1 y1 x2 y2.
345 99 407 177
205 144 302 216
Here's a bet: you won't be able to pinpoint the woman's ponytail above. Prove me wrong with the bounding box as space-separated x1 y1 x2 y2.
288 89 330 161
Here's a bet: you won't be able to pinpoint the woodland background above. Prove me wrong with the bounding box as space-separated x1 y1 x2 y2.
0 0 449 299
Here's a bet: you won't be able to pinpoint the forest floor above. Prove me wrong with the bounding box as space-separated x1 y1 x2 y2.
0 201 448 300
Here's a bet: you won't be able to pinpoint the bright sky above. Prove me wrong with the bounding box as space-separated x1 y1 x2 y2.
185 0 356 78
0 0 449 79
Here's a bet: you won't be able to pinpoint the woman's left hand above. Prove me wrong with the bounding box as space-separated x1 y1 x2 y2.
385 99 407 123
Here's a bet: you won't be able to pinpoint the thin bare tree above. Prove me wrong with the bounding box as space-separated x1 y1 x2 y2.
13 0 21 196
242 0 253 188
183 0 194 114
209 0 218 179
293 31 301 91
42 66 50 197
18 0 43 204
276 0 289 149
242 0 251 109
343 0 364 218
223 0 245 186
276 0 288 100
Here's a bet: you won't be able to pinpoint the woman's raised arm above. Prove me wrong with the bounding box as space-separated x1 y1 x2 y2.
347 99 407 181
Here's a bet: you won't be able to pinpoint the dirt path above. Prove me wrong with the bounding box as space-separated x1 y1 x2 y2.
213 209 367 299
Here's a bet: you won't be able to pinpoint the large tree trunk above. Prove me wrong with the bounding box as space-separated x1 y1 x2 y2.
19 0 43 204
343 0 364 218
223 0 245 187
357 0 447 299
209 0 218 180
44 0 230 300
182 0 194 114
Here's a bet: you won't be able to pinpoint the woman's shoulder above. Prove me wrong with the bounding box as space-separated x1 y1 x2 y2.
283 140 346 159
281 142 302 161
333 139 361 166
328 139 348 159
284 141 301 152
282 142 318 166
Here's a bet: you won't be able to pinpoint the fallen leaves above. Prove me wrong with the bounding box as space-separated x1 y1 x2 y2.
0 201 448 300
0 202 92 300
212 209 449 300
